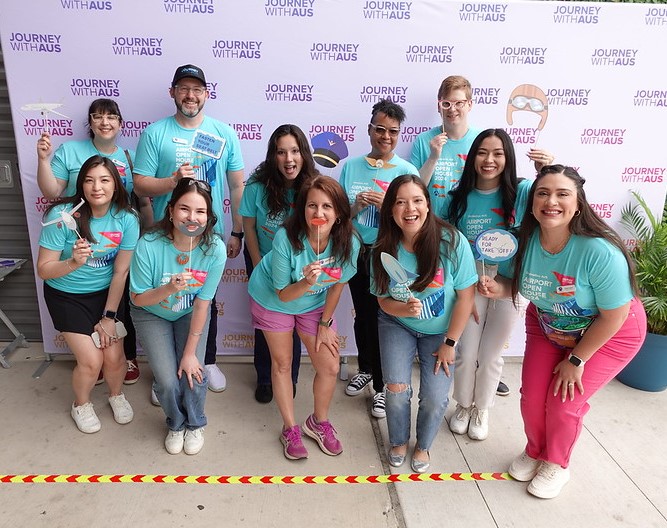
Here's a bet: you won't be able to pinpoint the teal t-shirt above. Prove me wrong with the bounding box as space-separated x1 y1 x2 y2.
51 139 136 196
133 115 244 235
517 233 634 349
339 154 419 244
129 232 227 322
248 227 361 314
39 205 139 294
371 229 478 334
410 126 480 204
441 179 532 256
239 179 296 257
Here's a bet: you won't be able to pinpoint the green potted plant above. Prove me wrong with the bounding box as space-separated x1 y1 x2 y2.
617 191 667 392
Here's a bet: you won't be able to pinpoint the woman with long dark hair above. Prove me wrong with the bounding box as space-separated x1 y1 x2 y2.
372 174 476 472
37 155 139 433
240 124 317 403
247 175 360 460
479 165 646 498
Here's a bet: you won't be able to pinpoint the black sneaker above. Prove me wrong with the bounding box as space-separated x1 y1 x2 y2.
496 381 510 396
345 371 372 396
255 384 273 403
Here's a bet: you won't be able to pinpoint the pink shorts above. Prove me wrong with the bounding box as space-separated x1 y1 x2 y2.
249 299 337 336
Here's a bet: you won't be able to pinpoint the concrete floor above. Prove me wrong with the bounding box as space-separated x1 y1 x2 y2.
0 345 665 528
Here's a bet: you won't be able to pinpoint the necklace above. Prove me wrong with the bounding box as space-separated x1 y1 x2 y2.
540 233 571 255
176 253 189 265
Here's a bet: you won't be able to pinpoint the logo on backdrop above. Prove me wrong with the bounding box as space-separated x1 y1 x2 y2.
546 88 590 106
232 123 263 141
309 125 355 142
206 82 219 100
164 0 214 13
580 128 625 145
400 124 430 144
34 196 57 214
405 44 453 63
211 40 262 59
633 90 667 107
265 83 314 102
644 7 667 25
591 48 637 66
70 78 120 97
500 46 546 65
590 203 614 219
552 4 600 24
222 268 248 283
362 1 411 19
221 332 254 349
359 85 408 104
111 36 163 56
619 166 665 184
120 120 152 139
8 32 62 53
23 118 73 137
459 3 507 22
264 0 314 17
60 0 112 10
505 84 548 144
472 87 500 105
309 42 359 62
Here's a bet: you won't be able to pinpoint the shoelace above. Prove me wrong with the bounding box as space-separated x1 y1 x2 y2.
471 410 483 426
318 420 338 442
126 362 138 372
538 463 560 481
455 406 469 421
285 427 302 445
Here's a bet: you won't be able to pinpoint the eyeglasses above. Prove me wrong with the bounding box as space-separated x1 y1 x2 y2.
438 99 469 110
509 96 546 112
369 123 400 137
178 178 211 193
90 113 120 123
174 85 206 96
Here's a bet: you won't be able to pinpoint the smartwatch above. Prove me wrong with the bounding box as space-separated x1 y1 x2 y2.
318 317 334 327
230 231 244 240
102 310 117 320
568 353 586 367
443 336 457 347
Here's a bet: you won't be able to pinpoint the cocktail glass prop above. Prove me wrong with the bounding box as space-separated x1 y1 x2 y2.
310 217 327 260
380 251 414 302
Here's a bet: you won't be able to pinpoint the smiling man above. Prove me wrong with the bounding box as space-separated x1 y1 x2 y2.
133 64 245 393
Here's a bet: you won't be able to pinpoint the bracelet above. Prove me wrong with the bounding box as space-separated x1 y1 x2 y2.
190 331 203 336
98 322 117 339
230 231 244 240
66 259 76 272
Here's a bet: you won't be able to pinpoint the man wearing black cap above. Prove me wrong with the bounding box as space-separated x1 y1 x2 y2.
133 64 245 393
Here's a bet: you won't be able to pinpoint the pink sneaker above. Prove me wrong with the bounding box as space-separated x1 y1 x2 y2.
280 425 308 460
302 414 343 456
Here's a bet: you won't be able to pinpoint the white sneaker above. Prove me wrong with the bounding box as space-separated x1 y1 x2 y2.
527 462 571 499
449 404 472 435
205 364 227 392
371 391 386 419
509 451 541 481
71 402 101 434
165 429 185 455
108 393 134 424
184 428 205 455
468 407 489 440
150 388 160 407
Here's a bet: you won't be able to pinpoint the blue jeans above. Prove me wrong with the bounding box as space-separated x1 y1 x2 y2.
378 310 453 451
131 306 209 431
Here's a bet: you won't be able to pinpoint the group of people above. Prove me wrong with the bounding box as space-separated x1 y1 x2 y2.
34 66 647 500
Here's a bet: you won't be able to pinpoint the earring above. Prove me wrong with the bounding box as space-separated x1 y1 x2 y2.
574 210 581 217
335 218 341 224
169 216 173 222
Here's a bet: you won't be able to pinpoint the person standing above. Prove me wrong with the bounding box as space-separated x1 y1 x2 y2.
133 64 244 393
339 99 419 418
241 124 318 403
371 175 476 472
479 165 646 498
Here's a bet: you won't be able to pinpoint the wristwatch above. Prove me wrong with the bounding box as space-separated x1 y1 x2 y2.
318 317 334 327
443 336 457 347
230 231 244 240
568 353 586 367
102 310 117 320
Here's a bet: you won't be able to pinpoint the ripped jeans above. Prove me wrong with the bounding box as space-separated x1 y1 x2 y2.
378 310 453 451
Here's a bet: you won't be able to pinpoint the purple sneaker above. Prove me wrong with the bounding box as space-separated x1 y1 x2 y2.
302 414 343 456
280 425 308 460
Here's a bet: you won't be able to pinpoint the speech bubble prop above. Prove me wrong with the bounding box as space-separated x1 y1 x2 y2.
474 229 518 263
191 129 226 159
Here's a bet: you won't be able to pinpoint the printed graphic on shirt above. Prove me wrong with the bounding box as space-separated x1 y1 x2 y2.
386 261 445 319
307 256 342 295
159 268 209 313
86 231 122 268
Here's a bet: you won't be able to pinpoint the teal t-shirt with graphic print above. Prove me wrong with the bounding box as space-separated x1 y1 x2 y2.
129 232 227 322
239 179 296 257
339 154 419 244
371 229 478 334
39 204 139 294
133 115 244 234
248 227 361 315
51 139 136 196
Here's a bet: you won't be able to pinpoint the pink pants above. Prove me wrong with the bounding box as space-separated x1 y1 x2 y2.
521 297 646 468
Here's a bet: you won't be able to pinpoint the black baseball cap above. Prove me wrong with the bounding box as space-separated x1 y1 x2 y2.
172 64 206 87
